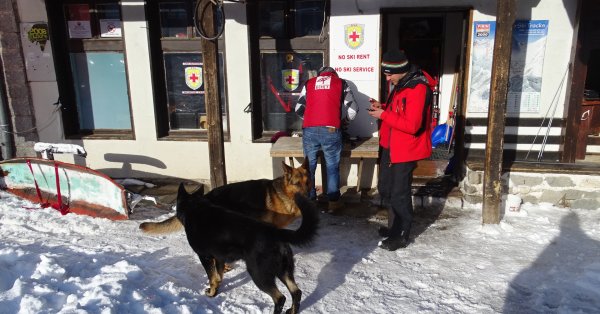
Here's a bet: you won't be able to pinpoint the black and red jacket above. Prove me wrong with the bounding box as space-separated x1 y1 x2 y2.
379 67 437 163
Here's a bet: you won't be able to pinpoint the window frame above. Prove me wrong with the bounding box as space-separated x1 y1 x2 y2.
146 0 229 141
247 0 329 142
46 0 134 140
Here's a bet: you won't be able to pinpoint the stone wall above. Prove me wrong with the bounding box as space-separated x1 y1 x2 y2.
461 166 600 210
0 0 38 158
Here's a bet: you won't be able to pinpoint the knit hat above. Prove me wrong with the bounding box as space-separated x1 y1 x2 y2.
381 50 410 74
318 66 336 75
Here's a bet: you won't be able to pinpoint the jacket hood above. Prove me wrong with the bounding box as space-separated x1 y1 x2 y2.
398 65 437 89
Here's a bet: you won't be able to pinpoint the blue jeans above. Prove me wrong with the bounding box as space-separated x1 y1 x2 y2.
302 127 342 201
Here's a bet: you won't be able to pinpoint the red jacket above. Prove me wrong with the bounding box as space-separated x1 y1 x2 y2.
379 70 436 163
302 71 344 128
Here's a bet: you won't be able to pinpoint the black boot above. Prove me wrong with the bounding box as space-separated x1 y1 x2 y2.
379 236 409 251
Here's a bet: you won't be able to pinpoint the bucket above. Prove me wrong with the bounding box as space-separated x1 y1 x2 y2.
505 194 522 212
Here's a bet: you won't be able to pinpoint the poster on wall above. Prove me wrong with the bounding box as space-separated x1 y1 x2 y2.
507 20 549 113
468 21 496 113
330 16 379 82
20 23 56 82
468 20 550 113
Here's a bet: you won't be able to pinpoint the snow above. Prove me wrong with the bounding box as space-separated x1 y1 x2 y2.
1 190 600 313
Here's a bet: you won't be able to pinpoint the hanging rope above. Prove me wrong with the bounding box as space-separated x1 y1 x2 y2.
194 0 225 41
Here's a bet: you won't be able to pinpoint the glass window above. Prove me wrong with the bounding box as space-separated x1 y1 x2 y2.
147 0 228 137
258 1 286 38
159 2 189 38
47 0 132 137
258 0 325 39
260 52 323 131
250 0 327 138
295 0 326 37
71 52 131 129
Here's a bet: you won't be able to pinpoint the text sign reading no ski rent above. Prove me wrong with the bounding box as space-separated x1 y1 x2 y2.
331 16 379 81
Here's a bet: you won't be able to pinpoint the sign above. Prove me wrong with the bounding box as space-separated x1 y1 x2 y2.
27 23 49 51
67 4 92 39
281 69 300 92
468 20 549 113
185 66 203 91
507 20 549 113
344 24 364 49
100 19 122 38
468 21 496 113
330 16 379 81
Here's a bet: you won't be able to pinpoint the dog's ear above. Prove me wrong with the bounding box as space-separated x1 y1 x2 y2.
178 183 189 199
191 184 205 197
281 161 293 174
301 157 309 170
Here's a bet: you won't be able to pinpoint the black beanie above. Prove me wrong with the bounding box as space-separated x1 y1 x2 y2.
381 50 410 74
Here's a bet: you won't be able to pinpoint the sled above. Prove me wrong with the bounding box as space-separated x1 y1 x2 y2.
0 157 129 220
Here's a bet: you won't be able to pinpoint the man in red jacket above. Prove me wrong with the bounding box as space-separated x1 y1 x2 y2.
295 66 358 212
367 50 435 250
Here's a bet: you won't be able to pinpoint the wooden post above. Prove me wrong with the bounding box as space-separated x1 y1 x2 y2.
562 0 584 162
482 0 516 224
199 0 226 188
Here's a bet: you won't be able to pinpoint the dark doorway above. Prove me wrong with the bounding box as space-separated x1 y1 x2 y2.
381 9 470 192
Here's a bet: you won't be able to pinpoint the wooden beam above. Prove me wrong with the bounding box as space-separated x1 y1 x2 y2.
482 0 516 224
199 0 227 188
562 0 585 162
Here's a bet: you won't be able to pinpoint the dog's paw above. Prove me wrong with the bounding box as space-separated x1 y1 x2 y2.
204 287 218 297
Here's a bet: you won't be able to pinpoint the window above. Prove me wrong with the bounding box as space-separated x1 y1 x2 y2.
47 0 133 138
248 0 328 141
147 0 228 139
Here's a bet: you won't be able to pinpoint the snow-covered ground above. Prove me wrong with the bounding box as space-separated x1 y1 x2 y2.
1 190 600 313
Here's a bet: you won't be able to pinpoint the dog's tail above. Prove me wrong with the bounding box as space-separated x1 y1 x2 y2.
139 215 183 234
276 193 319 247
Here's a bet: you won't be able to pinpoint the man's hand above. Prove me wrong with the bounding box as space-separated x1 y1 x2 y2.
367 99 383 119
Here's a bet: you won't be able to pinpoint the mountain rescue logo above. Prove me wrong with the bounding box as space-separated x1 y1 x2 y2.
344 24 364 49
185 67 203 90
282 69 300 92
314 76 331 90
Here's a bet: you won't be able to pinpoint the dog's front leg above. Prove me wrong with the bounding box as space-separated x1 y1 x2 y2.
199 256 221 297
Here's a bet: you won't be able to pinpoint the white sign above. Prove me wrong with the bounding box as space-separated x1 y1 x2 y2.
330 16 379 82
68 20 92 39
100 19 122 38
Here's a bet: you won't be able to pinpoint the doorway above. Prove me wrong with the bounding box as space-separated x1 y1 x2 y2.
381 9 470 178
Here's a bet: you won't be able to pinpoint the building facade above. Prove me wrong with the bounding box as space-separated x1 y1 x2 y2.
2 0 599 208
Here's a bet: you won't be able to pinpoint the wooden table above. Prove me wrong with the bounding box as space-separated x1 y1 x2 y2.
270 136 379 191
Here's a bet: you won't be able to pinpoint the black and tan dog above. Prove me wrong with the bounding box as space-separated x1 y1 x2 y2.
140 159 310 232
140 183 318 314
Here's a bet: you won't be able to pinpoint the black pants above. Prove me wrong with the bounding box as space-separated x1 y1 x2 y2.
378 148 416 240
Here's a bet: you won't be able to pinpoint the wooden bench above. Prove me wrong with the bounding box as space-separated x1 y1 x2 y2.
270 136 379 191
270 136 448 192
